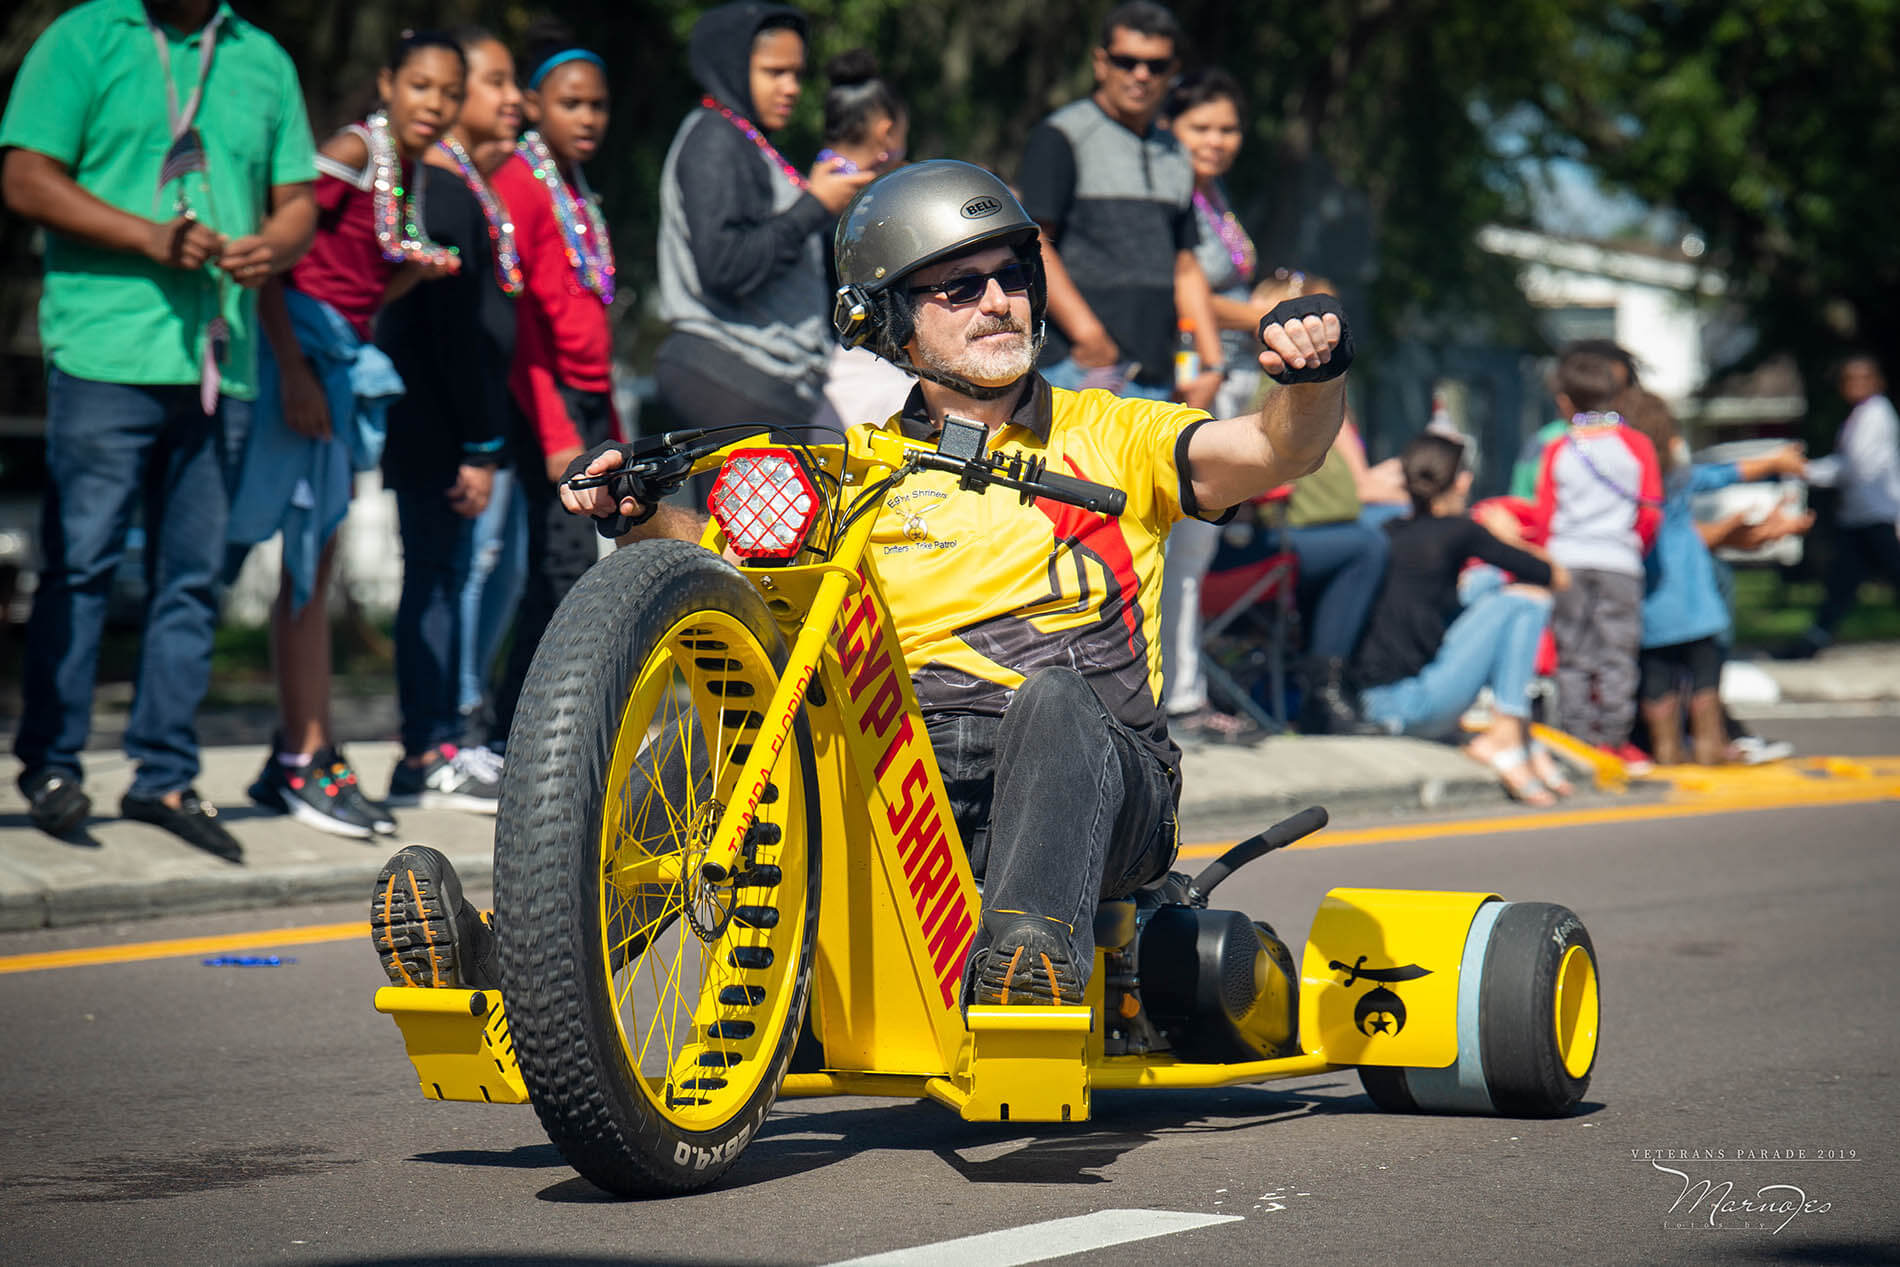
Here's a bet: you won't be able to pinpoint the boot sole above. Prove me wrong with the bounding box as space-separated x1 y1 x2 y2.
973 943 1083 1006
370 852 462 988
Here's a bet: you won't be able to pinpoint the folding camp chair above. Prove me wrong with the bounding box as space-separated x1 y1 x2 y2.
1198 486 1299 730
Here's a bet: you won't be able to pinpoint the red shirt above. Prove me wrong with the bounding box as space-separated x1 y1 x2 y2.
489 151 618 457
288 171 400 340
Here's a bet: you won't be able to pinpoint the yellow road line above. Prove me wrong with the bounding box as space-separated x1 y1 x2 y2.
0 921 365 976
1178 780 1900 859
4 766 1896 976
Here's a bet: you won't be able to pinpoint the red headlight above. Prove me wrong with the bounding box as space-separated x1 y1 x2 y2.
707 448 820 561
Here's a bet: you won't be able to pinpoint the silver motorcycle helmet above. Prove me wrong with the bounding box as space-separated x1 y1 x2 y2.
832 160 1047 398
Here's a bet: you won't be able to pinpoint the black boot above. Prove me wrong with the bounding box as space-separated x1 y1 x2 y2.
1297 657 1384 736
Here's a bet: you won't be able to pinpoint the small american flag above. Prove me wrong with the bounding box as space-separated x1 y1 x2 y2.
198 315 229 415
159 128 207 190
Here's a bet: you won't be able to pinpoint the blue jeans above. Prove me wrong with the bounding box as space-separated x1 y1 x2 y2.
15 371 246 797
458 467 527 715
1280 519 1388 661
393 485 479 757
1361 587 1553 740
1041 357 1173 401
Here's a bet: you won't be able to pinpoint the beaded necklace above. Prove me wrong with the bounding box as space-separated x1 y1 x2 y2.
517 131 615 305
437 136 522 295
700 95 809 190
366 110 458 270
1193 184 1257 284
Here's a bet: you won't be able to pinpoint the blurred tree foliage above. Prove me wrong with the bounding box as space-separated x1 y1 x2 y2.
1528 0 1900 433
3 0 1895 415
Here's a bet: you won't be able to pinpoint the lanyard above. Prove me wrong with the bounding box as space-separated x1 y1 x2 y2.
150 10 225 142
150 10 232 414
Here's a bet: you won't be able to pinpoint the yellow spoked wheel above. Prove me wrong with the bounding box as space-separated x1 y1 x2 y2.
599 608 811 1132
495 542 819 1198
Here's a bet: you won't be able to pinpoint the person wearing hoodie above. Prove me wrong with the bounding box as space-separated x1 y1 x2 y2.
655 2 874 461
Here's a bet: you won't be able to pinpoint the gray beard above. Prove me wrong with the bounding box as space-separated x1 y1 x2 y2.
915 323 1035 389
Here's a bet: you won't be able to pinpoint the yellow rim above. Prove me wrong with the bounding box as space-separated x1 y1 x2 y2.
597 610 808 1131
1552 943 1599 1079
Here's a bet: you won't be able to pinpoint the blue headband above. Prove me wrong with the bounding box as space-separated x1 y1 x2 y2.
529 48 605 90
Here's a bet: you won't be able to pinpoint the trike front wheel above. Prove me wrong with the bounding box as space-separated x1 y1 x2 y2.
494 541 820 1197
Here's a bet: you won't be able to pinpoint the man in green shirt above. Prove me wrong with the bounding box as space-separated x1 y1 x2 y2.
2 0 317 857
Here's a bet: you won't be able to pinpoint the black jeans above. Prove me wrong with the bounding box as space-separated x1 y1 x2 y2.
489 387 616 749
1811 521 1900 641
928 668 1178 982
391 484 478 757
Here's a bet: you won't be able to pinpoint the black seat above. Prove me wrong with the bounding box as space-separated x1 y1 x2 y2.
1093 899 1138 951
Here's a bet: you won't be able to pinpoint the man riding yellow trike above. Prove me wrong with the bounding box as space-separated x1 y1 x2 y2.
369 161 1600 1198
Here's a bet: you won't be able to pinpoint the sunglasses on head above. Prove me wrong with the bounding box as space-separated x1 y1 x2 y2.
1104 51 1174 76
907 261 1033 305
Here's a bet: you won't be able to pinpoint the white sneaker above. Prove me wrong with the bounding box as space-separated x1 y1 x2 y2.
1732 735 1794 765
386 745 503 813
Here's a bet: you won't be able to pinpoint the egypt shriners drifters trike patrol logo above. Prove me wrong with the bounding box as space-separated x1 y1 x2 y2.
372 421 1603 1197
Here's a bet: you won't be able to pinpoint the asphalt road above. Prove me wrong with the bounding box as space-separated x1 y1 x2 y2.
3 719 1897 1266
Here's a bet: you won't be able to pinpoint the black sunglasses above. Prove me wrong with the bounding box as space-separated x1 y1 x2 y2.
907 261 1033 305
1104 51 1174 76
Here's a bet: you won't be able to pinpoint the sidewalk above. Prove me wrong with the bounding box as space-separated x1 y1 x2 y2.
1737 642 1900 703
0 734 1514 932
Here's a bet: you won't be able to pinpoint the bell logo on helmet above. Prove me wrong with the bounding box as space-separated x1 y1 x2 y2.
961 195 1002 219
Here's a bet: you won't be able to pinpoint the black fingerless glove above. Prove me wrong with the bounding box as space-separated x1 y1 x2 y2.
1258 294 1354 385
563 442 659 538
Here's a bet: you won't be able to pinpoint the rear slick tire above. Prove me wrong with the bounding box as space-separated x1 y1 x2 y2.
494 541 820 1197
1357 901 1598 1118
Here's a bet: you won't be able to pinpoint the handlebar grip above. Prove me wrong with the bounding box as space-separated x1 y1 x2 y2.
1034 470 1126 516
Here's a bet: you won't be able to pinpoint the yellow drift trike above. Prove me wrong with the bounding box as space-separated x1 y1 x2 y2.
375 420 1601 1197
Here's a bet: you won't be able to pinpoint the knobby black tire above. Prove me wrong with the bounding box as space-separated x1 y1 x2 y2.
493 540 820 1197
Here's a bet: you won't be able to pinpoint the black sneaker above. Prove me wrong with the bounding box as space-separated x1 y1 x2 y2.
121 789 243 863
971 911 1084 1006
20 768 91 837
385 744 502 814
316 744 397 836
248 752 374 839
370 845 500 988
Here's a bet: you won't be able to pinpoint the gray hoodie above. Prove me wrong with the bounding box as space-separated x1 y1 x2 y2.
657 2 832 405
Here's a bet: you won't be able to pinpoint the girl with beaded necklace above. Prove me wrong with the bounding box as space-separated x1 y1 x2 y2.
230 30 465 840
483 26 623 760
375 26 527 814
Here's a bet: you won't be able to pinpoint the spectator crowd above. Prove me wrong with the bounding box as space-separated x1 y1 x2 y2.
4 0 1894 858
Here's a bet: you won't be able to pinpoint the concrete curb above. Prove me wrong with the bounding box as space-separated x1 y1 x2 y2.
1 735 1526 931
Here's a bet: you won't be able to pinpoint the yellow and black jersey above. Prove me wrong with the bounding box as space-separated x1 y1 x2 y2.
857 375 1217 788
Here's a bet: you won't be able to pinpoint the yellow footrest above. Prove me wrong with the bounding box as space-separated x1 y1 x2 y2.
959 1005 1093 1123
373 987 529 1105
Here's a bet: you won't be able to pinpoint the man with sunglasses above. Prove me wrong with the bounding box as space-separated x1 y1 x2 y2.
1018 1 1223 412
543 160 1351 1014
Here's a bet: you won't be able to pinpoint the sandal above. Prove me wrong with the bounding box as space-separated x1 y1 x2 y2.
1527 741 1576 798
1173 706 1267 747
1466 743 1556 808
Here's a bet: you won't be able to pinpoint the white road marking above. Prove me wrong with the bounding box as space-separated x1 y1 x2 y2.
827 1209 1244 1267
